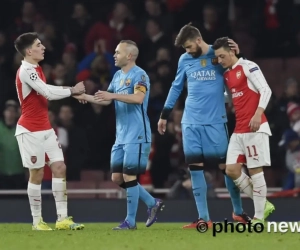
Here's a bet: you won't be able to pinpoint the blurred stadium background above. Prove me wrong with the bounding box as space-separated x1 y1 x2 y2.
0 0 300 222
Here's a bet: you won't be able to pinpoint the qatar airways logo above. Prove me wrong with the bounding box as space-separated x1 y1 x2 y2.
231 88 243 98
190 70 216 81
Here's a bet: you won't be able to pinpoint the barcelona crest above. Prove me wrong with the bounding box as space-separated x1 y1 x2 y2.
211 57 218 65
125 79 131 86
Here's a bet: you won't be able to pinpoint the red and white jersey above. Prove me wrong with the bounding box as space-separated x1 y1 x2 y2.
224 58 272 135
15 60 72 135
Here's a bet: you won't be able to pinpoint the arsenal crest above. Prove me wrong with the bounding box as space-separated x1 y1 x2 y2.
211 57 218 65
200 59 207 67
236 71 241 79
31 156 37 164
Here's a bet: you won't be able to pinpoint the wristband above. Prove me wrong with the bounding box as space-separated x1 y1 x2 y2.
160 108 172 120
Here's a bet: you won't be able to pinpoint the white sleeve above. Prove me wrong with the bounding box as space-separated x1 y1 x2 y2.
20 68 71 100
243 61 272 110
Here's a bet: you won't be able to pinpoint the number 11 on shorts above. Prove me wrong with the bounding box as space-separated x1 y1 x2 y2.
246 145 258 157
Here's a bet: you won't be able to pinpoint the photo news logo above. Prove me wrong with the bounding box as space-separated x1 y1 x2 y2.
196 219 300 236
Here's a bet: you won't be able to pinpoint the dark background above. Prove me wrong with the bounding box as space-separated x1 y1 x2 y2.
0 0 300 208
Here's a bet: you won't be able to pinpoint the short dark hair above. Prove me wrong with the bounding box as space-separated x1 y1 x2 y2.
119 40 137 47
174 23 201 47
212 37 230 51
14 32 39 57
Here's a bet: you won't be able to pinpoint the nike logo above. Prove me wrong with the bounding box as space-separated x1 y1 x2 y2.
33 199 40 202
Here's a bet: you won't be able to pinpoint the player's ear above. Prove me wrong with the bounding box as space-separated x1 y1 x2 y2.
229 50 235 57
195 37 202 45
26 47 31 56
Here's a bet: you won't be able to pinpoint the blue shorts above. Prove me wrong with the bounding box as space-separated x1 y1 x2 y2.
110 143 151 175
182 123 229 165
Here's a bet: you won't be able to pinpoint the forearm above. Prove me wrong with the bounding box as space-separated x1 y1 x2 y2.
160 87 182 119
254 107 265 116
84 94 111 105
42 85 71 100
111 93 142 104
258 86 272 110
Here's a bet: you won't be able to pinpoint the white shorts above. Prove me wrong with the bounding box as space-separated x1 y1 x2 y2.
226 132 271 168
16 129 64 169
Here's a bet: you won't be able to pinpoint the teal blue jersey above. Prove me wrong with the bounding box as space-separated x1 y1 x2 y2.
108 66 151 144
162 46 227 125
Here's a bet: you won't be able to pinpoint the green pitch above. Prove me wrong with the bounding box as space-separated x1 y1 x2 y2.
0 223 298 250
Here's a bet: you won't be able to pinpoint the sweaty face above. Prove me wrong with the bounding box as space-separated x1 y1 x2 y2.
28 39 45 62
114 43 129 68
214 47 234 68
183 39 202 58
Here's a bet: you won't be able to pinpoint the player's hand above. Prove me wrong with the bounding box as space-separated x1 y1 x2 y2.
228 39 240 55
71 81 85 95
249 114 261 132
94 90 113 102
73 94 87 104
157 119 167 135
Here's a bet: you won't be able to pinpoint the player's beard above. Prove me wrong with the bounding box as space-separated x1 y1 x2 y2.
189 45 203 58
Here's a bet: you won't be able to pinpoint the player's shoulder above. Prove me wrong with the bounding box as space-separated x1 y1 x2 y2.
114 69 122 77
205 45 216 58
238 58 260 73
133 65 146 74
132 66 149 79
18 61 39 80
111 70 121 82
179 53 190 62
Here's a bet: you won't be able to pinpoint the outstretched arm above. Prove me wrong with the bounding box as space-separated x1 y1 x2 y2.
73 93 112 106
160 56 186 119
20 69 85 100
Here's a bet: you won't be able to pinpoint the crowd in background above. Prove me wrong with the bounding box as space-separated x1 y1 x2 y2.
1 0 300 194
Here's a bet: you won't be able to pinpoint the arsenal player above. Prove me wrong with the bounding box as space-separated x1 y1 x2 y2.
14 32 84 230
213 37 275 225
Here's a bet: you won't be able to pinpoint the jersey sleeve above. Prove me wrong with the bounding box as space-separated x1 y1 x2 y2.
243 61 272 110
160 55 186 119
107 71 119 93
134 72 149 94
20 68 71 100
107 82 114 93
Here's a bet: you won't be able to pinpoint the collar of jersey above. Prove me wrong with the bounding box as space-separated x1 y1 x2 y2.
120 65 137 75
22 60 39 68
231 57 243 69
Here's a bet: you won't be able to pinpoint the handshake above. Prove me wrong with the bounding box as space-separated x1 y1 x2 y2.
70 81 86 96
